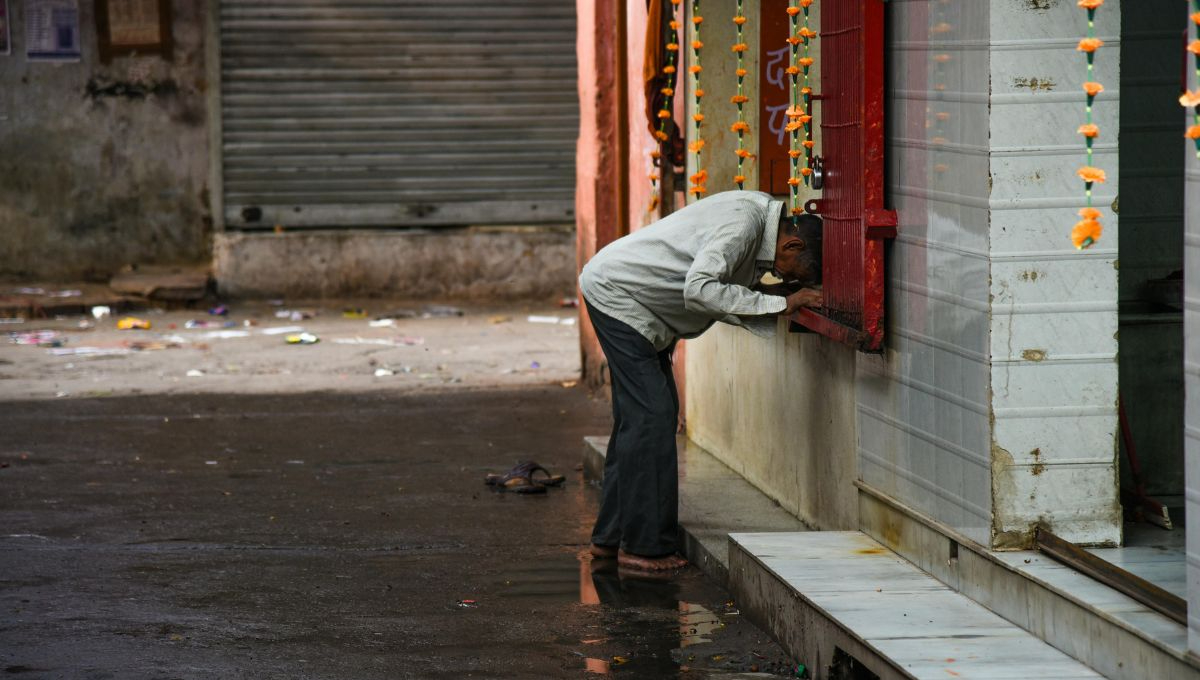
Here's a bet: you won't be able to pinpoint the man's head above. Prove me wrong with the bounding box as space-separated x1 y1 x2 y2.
774 213 823 286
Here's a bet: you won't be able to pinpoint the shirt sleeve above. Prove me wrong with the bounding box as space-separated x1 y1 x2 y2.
682 219 788 318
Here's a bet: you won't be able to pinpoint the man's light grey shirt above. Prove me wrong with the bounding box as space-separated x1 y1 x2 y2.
579 191 787 351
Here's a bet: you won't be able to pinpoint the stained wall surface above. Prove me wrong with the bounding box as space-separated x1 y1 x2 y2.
856 0 993 546
1183 2 1200 655
0 1 212 281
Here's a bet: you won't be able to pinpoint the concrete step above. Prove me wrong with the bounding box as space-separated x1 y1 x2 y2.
729 531 1108 680
582 435 806 586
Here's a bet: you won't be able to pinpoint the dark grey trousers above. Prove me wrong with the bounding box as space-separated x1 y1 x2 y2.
584 299 679 557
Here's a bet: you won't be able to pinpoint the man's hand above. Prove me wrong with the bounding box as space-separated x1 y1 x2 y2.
783 288 823 315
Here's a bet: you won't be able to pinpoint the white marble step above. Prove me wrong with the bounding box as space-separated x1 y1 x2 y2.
732 532 1108 680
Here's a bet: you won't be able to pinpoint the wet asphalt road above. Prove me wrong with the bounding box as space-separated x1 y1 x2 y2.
0 387 797 679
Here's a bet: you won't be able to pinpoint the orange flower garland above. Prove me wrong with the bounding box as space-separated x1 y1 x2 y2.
786 0 816 216
1184 3 1200 159
689 0 706 195
650 0 682 203
732 0 749 188
1073 0 1105 250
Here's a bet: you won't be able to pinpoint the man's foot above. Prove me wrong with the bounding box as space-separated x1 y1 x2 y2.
617 549 688 571
590 543 618 559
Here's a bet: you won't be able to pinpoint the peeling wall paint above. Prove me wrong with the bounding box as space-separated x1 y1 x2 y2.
0 1 211 282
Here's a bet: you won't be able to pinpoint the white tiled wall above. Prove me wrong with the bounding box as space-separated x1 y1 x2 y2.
987 0 1121 546
858 0 993 545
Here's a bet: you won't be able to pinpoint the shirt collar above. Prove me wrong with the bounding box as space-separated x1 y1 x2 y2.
756 199 784 266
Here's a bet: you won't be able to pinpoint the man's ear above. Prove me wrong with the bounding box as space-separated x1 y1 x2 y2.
782 237 806 253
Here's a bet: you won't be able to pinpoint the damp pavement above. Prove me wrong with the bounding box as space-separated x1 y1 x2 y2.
0 387 801 678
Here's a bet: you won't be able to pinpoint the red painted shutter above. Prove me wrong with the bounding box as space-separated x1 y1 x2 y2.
789 0 896 352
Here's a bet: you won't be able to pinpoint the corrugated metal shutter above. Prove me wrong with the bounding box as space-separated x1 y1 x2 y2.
217 1 578 229
790 0 895 352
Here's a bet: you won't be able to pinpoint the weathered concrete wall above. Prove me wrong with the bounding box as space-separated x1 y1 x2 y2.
0 1 211 282
1183 1 1200 656
214 228 576 301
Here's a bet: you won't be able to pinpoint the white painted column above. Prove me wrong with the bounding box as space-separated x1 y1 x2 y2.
1183 2 1200 654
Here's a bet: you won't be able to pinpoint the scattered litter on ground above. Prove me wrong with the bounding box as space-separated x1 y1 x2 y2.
204 459 218 464
186 369 206 377
373 368 395 377
374 309 418 321
202 330 251 340
332 337 420 347
560 297 579 308
47 347 131 357
455 599 479 609
531 361 541 369
561 380 578 388
285 333 320 345
275 309 315 321
12 287 81 297
124 340 181 351
209 305 229 316
9 331 64 347
342 308 368 319
0 318 26 324
261 326 305 336
527 315 576 326
488 315 512 324
422 305 463 318
185 320 235 329
91 306 111 319
285 459 304 465
116 317 151 330
368 319 395 328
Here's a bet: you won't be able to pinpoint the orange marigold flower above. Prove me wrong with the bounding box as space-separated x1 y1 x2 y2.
731 121 750 133
800 87 813 95
787 177 801 186
1083 81 1103 97
689 185 708 195
670 0 681 4
934 54 952 63
799 27 818 39
1078 207 1102 220
791 207 806 216
692 16 704 24
1192 11 1200 25
931 22 953 34
666 42 679 51
689 65 703 74
1072 219 1102 250
657 110 671 119
786 105 804 118
788 150 803 159
799 57 814 67
785 120 804 132
688 139 705 153
803 140 815 149
799 0 813 6
692 40 704 50
1077 166 1107 184
1180 90 1200 107
786 6 801 16
649 172 660 181
1076 0 1103 8
1190 40 1200 56
733 175 747 184
1077 38 1103 53
786 66 801 75
732 43 748 52
735 149 753 159
670 20 680 30
786 36 802 46
663 65 677 74
801 167 813 176
936 112 951 121
1186 125 1200 140
693 113 705 123
736 68 748 77
731 95 749 104
690 169 708 184
654 130 669 141
799 114 812 125
661 87 674 96
695 88 705 97
732 15 747 25
1077 123 1099 138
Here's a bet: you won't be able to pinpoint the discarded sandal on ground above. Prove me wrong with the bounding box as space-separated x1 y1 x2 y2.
484 461 565 493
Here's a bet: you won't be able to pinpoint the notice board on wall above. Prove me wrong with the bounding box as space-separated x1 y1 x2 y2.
26 0 81 61
96 0 172 62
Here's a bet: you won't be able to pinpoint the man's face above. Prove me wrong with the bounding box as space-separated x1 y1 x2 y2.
774 237 821 287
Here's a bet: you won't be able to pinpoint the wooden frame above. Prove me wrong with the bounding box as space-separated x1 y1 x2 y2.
95 0 172 63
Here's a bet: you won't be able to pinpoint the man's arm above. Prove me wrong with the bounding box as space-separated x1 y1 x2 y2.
682 222 788 317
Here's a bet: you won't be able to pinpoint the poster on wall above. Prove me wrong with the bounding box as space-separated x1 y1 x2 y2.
0 0 11 55
96 0 172 63
26 0 82 62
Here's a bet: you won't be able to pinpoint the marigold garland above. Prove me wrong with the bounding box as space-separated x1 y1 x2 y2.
689 0 706 196
1184 2 1200 159
785 0 816 216
1073 0 1105 250
732 0 749 188
650 0 683 202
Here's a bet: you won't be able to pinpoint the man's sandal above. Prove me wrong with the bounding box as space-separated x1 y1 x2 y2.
483 461 565 493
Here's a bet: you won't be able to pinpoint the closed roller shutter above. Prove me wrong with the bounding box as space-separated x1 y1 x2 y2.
217 1 578 229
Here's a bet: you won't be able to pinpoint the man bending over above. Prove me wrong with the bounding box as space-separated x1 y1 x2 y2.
579 190 823 571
